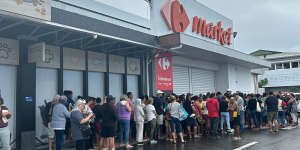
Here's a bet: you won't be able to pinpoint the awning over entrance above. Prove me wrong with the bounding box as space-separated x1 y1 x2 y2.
0 11 155 57
159 33 271 69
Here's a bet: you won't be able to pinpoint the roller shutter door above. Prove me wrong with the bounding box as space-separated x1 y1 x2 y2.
127 75 139 101
36 68 58 142
64 70 83 99
109 73 123 103
0 65 16 143
173 66 190 95
88 72 104 101
191 68 215 95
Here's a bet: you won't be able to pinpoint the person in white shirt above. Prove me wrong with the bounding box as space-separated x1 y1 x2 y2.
145 97 157 144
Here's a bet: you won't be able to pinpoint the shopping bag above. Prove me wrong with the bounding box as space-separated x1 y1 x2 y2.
233 111 238 118
179 106 188 121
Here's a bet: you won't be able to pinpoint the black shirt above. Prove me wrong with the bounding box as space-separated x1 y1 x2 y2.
93 104 102 123
183 100 194 115
154 97 164 115
100 103 119 127
248 98 257 111
220 100 228 112
266 96 279 112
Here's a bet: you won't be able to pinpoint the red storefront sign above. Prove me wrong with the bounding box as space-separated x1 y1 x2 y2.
155 52 173 91
161 0 232 45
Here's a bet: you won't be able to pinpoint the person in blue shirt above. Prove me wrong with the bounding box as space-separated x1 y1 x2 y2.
63 90 75 142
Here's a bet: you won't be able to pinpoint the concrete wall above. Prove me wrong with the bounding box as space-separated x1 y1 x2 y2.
259 69 300 87
229 64 254 93
215 64 229 93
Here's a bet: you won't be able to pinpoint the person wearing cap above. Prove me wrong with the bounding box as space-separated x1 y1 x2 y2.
117 95 133 148
153 90 164 140
51 96 71 150
99 95 119 150
70 99 94 150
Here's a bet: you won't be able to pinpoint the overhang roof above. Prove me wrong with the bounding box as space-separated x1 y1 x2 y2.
159 33 271 69
0 9 159 57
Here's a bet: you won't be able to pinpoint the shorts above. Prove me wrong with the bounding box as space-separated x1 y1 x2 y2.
101 126 116 138
230 115 240 127
157 115 164 125
169 117 182 133
48 123 55 139
185 117 198 126
95 122 101 134
267 112 278 121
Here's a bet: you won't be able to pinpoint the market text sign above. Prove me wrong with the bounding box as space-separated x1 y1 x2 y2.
161 0 232 45
155 52 173 91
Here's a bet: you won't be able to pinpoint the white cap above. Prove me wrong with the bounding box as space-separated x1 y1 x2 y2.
157 90 164 94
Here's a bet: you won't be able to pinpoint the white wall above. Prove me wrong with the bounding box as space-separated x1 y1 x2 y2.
260 68 300 87
215 64 229 93
228 64 254 93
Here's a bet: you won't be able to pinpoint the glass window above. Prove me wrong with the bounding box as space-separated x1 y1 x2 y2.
283 62 290 69
292 62 299 68
276 63 283 69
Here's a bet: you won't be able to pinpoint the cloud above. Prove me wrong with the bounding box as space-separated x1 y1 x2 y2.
197 0 300 53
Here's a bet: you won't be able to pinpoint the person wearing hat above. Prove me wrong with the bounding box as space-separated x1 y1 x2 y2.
99 95 119 150
153 90 164 140
70 99 94 150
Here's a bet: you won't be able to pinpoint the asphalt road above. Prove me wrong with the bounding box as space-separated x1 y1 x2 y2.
117 126 300 150
39 125 300 150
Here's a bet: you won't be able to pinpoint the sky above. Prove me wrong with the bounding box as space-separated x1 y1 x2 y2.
197 0 300 54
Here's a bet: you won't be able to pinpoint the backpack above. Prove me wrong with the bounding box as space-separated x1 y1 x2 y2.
39 100 53 128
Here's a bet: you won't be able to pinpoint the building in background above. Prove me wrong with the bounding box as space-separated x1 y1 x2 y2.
251 50 300 93
0 0 269 149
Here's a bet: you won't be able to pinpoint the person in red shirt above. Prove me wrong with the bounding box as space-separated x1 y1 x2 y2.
206 93 219 137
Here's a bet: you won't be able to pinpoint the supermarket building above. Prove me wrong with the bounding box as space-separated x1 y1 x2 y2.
0 0 270 149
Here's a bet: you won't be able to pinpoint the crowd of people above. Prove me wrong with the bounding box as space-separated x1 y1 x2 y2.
46 89 300 150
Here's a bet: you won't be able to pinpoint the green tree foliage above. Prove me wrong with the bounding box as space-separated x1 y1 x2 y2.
258 78 268 88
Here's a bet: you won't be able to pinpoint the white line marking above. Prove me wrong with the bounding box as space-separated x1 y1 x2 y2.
233 141 259 150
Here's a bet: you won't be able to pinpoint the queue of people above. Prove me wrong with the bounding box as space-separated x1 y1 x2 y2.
45 89 299 150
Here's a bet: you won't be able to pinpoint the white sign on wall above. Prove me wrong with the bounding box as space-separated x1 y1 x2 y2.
28 43 60 68
88 51 106 72
109 55 125 74
0 37 19 65
127 57 140 75
63 47 85 70
0 0 51 21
